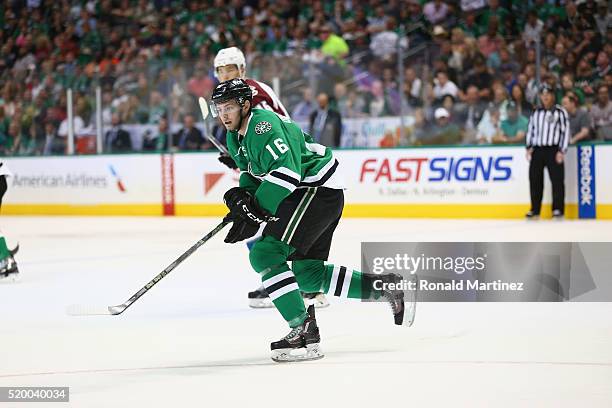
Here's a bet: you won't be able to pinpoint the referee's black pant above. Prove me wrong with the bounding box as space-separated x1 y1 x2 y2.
0 175 6 208
529 146 565 215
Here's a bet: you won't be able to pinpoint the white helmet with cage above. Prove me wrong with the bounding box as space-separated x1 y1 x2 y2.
213 47 246 78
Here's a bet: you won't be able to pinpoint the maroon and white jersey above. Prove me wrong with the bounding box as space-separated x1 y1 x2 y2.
245 78 289 118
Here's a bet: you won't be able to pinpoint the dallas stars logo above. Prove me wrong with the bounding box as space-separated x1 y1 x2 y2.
254 121 272 135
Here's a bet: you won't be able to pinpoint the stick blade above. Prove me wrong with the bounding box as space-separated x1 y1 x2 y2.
198 97 209 120
66 304 125 316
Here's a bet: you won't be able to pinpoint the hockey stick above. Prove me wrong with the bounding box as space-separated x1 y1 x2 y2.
67 220 230 316
198 96 229 155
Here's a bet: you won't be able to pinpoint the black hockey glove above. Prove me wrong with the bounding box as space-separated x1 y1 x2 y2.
218 153 238 169
223 187 274 243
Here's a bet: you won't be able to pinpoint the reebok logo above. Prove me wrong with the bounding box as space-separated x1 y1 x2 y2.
580 147 593 206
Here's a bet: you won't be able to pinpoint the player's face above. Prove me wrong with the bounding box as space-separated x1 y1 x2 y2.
217 65 241 82
217 100 242 131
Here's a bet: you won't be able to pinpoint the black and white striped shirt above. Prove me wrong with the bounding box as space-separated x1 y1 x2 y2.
0 160 11 177
526 105 570 153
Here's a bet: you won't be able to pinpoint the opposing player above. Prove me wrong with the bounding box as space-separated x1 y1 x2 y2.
0 160 19 281
213 47 329 309
212 79 407 362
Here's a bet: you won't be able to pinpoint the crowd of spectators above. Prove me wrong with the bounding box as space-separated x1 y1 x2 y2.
0 0 610 155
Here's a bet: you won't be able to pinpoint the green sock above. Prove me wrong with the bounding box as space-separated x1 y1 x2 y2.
261 264 307 328
250 236 307 328
322 264 371 299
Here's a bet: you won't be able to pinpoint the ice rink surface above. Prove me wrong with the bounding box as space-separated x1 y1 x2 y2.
1 216 611 407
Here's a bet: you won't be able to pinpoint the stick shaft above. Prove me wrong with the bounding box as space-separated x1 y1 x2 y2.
199 97 229 154
117 220 229 313
206 131 229 155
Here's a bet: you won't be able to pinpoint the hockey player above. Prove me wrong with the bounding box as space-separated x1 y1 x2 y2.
213 47 329 309
214 47 289 117
0 160 19 281
211 79 405 362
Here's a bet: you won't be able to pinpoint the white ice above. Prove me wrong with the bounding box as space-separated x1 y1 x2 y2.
1 216 611 408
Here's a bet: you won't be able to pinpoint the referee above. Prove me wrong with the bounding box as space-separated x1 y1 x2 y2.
525 84 570 219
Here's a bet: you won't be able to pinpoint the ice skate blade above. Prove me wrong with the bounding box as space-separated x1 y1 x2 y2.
302 293 330 308
249 298 274 309
402 274 418 327
0 272 20 283
404 303 416 327
271 344 324 363
313 300 330 308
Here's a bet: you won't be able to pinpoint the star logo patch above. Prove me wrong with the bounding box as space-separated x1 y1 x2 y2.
254 121 272 135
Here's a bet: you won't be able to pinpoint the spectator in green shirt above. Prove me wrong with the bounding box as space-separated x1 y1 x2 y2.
263 28 288 55
3 121 22 155
459 10 483 39
497 102 528 143
19 123 45 156
142 117 170 151
428 107 463 145
557 72 585 105
575 57 597 98
147 91 167 125
478 0 509 35
533 0 566 27
0 107 9 140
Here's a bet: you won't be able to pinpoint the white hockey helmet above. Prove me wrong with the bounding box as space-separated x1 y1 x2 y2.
213 47 246 78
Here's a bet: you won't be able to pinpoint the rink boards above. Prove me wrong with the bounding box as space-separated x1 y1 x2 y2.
2 144 611 219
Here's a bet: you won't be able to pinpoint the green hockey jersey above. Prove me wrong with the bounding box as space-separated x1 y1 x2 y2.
226 109 343 215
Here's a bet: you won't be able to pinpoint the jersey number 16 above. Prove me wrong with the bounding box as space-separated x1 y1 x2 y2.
265 138 289 160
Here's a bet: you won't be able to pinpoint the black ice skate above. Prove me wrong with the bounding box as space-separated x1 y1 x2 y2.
364 272 409 326
381 273 406 325
248 286 274 308
271 305 323 362
0 246 20 282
